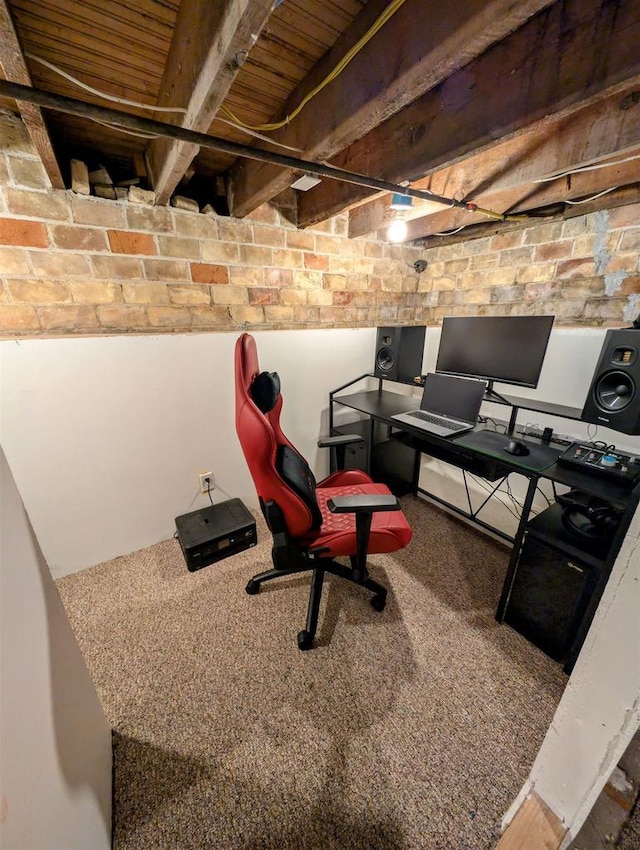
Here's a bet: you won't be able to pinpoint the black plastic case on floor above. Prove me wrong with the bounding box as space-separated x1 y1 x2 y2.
504 503 603 662
175 498 257 572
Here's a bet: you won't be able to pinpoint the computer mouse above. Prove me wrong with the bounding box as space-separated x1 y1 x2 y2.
504 439 530 456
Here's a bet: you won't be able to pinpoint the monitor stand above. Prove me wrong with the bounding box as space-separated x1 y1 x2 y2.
484 381 510 404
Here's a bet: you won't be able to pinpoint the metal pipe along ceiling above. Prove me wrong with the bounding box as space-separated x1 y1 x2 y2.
0 79 465 213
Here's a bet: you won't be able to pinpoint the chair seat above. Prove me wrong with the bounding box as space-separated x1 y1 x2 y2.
300 474 413 557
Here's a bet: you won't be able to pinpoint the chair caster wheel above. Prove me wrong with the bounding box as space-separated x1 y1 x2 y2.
245 579 260 595
297 630 313 650
371 592 387 612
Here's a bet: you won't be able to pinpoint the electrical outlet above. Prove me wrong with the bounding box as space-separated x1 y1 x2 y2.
199 471 213 494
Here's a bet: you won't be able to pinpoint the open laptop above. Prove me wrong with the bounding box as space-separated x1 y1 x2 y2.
391 372 486 438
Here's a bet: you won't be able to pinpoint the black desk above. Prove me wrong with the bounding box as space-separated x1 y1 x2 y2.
329 381 640 672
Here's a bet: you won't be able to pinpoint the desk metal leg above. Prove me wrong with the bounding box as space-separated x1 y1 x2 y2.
463 470 510 519
496 473 538 621
411 448 421 495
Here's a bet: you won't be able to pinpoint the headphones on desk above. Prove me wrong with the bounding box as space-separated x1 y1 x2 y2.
556 490 623 542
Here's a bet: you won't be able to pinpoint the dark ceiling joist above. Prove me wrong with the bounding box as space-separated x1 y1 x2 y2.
146 0 275 205
229 0 555 218
297 0 640 229
406 154 640 241
350 86 640 239
0 0 63 189
415 183 640 252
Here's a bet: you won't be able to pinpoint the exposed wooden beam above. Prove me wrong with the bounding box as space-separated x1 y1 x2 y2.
349 87 640 238
298 0 640 228
404 152 640 241
146 0 274 205
229 0 555 218
407 184 640 253
0 0 64 189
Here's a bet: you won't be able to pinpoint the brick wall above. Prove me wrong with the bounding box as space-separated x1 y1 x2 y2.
421 208 640 325
0 112 638 337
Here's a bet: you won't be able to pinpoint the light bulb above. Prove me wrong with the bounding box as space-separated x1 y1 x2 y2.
387 219 408 243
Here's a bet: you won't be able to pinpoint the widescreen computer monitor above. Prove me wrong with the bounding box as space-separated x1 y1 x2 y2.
435 315 554 390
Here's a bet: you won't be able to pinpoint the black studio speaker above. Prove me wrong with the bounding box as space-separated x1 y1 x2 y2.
374 326 426 384
581 329 640 435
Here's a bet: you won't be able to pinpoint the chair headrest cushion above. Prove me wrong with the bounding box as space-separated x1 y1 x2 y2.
250 371 281 413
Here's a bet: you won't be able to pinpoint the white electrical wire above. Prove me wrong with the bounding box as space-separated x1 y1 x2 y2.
565 186 618 204
25 52 188 113
213 116 305 152
534 152 640 183
433 224 467 237
89 118 160 140
27 51 311 155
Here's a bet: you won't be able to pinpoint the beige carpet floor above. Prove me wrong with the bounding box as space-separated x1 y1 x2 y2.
57 496 567 850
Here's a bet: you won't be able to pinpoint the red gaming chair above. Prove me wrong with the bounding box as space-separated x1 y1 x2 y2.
234 332 412 650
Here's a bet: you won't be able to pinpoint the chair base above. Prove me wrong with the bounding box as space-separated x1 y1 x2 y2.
245 559 387 650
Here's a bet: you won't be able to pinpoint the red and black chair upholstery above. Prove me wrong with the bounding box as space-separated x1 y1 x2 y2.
234 332 412 650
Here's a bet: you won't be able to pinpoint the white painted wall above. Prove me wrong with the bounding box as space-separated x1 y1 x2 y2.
0 328 376 576
2 326 639 574
502 494 640 845
0 447 111 850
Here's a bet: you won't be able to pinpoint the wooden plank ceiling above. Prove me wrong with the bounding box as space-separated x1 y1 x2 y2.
0 0 639 242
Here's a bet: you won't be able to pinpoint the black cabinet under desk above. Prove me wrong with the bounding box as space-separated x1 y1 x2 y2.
503 503 609 663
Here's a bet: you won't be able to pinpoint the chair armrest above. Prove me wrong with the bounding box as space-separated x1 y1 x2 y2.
328 494 402 582
317 434 364 449
318 433 366 473
327 494 400 514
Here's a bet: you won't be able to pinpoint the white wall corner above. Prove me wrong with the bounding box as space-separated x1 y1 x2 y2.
511 528 640 842
0 447 112 849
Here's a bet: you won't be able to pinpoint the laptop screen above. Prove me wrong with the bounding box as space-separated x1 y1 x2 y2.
420 373 486 422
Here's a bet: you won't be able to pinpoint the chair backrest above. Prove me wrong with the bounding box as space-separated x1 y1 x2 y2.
234 333 322 538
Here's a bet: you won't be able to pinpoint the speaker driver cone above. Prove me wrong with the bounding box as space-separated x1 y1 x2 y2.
594 370 636 411
376 346 395 372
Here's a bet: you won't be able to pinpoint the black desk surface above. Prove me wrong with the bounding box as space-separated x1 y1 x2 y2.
333 389 414 421
496 393 584 421
333 388 636 505
454 429 560 473
540 462 634 509
334 384 584 421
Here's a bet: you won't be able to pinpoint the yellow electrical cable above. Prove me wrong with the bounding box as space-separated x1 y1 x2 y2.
221 0 406 132
470 204 529 222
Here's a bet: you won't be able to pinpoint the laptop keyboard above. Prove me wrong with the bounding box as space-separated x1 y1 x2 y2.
408 411 463 429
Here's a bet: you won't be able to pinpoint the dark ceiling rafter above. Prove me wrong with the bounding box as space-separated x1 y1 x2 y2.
297 0 640 230
2 0 639 244
0 0 64 188
228 0 556 219
146 0 275 205
349 86 640 239
407 161 640 243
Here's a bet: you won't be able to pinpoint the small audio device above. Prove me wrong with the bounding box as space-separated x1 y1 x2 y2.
175 498 257 571
557 442 640 483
